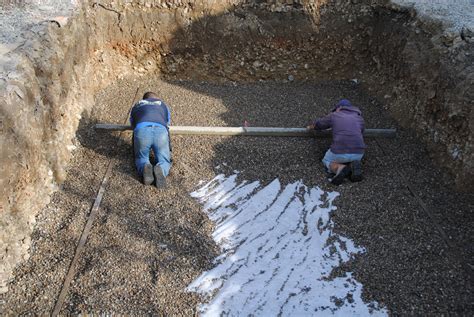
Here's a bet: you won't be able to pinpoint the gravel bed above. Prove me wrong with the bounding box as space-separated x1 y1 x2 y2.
1 77 472 314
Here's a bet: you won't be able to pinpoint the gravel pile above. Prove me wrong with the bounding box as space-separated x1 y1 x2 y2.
1 77 472 314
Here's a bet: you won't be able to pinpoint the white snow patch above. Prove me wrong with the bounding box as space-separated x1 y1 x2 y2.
188 173 387 316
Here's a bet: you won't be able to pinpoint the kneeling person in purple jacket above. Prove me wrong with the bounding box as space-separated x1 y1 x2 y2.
307 99 366 185
130 92 171 188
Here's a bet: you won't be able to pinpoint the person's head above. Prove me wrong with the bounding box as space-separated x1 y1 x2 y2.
333 99 352 112
143 91 158 100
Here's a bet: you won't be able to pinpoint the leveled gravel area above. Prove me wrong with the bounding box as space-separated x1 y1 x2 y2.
1 77 472 314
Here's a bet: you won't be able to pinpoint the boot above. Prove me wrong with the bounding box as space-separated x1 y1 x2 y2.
350 160 363 182
331 165 351 185
154 165 167 188
143 163 154 185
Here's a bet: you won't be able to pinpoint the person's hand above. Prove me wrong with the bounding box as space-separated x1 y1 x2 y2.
306 124 315 130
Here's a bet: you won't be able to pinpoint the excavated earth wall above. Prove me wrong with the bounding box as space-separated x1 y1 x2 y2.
0 0 472 293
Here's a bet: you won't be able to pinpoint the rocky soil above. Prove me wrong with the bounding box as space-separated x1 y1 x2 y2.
1 77 472 315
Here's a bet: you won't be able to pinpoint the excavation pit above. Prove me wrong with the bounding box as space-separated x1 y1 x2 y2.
1 0 473 315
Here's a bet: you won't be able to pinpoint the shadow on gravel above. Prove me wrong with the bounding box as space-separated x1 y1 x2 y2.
66 106 219 314
76 115 131 160
160 80 397 186
153 3 474 315
76 111 217 246
161 82 474 315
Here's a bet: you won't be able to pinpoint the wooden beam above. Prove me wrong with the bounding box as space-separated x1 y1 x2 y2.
94 124 396 138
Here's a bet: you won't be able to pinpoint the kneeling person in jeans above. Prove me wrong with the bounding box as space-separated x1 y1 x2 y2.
130 92 171 188
307 99 366 185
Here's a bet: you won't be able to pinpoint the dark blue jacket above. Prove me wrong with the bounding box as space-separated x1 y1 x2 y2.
130 98 171 129
313 101 366 154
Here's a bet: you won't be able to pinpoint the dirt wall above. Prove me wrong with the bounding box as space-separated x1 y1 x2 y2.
0 1 142 292
1 0 472 293
361 2 474 189
1 3 93 293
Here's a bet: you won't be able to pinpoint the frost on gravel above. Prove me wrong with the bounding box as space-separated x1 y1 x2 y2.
188 173 386 316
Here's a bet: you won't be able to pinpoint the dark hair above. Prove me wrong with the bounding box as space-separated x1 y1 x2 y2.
143 91 158 99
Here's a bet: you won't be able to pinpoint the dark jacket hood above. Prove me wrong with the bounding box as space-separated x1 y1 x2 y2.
332 99 362 115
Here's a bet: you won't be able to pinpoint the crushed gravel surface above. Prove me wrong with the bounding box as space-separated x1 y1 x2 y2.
0 0 76 46
391 0 474 32
1 77 473 314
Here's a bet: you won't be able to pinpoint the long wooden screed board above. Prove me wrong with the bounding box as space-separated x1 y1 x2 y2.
95 124 396 138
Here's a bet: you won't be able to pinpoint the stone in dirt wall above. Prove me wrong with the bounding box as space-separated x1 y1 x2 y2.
0 0 472 295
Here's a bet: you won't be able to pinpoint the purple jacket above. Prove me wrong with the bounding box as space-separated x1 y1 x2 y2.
314 104 366 154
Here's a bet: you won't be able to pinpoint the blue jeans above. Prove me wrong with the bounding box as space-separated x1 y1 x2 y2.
322 149 364 171
133 125 171 177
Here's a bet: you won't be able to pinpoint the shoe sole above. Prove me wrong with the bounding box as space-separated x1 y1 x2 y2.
154 165 167 188
331 165 351 186
143 163 154 185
